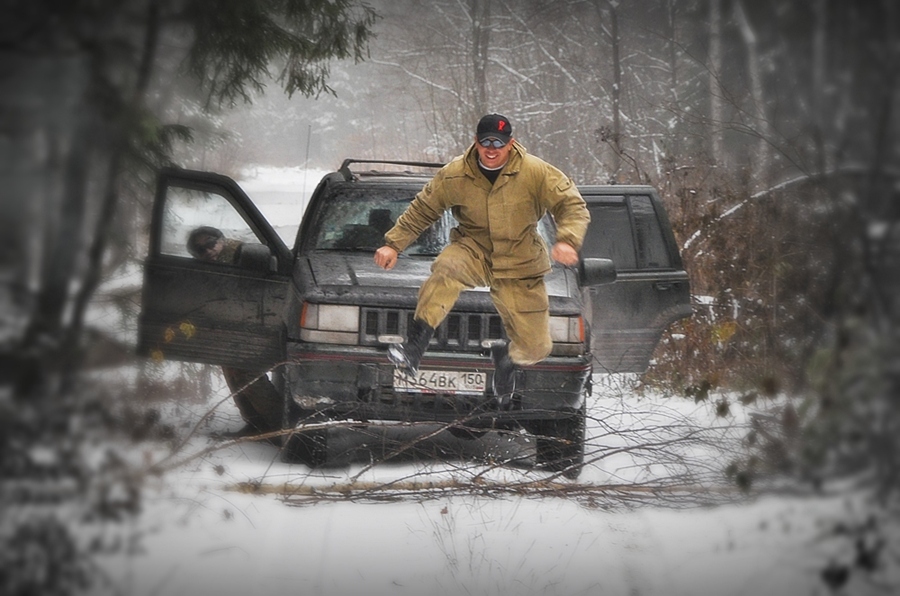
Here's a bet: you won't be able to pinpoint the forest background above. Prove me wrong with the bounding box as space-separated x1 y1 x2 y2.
1 0 898 593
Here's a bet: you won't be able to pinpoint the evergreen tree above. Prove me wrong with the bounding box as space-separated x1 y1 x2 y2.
0 0 377 398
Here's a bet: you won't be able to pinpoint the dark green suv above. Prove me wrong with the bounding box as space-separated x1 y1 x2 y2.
138 160 691 478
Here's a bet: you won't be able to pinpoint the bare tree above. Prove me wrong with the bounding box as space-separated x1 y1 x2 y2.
732 0 771 191
471 0 492 117
707 0 724 166
811 0 830 175
594 0 623 180
1 0 376 400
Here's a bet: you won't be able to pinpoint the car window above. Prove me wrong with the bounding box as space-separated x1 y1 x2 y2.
583 198 638 269
582 195 672 271
306 188 449 256
630 195 671 269
160 185 259 258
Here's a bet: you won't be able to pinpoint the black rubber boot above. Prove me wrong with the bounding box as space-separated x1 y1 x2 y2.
491 341 518 409
388 318 435 376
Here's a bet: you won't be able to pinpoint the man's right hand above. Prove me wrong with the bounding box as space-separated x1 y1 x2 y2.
374 246 399 270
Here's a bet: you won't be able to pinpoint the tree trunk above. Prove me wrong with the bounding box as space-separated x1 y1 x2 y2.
811 0 831 175
733 0 771 190
610 0 622 180
708 0 724 166
0 54 91 397
666 0 680 157
63 0 162 381
471 0 491 119
595 0 623 181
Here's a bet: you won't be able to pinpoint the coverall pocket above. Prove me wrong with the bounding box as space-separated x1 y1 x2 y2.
511 277 549 313
556 177 574 192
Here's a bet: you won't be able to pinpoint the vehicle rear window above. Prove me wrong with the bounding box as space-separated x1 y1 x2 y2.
583 195 671 271
583 199 637 269
630 195 671 269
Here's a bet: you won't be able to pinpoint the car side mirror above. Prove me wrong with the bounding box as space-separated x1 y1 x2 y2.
579 257 616 286
235 242 275 272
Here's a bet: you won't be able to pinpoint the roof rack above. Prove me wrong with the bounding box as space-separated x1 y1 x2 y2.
338 158 444 180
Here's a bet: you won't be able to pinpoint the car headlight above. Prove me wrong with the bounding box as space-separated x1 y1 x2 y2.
549 315 585 355
300 302 360 344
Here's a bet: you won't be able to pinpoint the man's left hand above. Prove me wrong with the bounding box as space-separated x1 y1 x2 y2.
551 242 579 266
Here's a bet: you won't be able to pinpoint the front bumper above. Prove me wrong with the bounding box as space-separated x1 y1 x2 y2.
284 344 590 426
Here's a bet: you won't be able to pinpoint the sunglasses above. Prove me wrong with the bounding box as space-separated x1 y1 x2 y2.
478 138 507 148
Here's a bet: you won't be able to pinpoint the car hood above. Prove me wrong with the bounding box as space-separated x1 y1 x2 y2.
307 252 573 298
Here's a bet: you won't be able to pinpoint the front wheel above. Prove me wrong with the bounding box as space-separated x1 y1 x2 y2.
280 392 328 467
281 413 328 467
534 406 586 479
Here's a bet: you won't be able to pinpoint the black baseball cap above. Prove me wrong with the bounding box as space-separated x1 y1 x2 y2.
476 113 513 144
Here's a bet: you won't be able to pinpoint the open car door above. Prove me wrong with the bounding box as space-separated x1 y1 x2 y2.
580 186 692 373
137 167 293 370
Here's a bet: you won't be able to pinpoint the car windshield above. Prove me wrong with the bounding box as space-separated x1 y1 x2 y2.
308 187 453 256
308 186 557 256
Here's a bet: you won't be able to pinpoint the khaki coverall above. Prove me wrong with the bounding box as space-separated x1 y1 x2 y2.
384 142 590 366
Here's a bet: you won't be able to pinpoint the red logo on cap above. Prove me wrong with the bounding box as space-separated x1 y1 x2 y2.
498 121 506 131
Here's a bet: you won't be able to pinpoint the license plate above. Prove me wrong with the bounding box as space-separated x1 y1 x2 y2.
393 369 487 395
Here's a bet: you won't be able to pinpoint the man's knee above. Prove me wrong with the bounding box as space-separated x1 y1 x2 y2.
510 335 552 366
430 242 487 283
430 251 473 281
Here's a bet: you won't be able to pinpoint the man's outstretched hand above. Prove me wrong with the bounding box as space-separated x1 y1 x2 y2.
551 241 579 266
374 245 399 270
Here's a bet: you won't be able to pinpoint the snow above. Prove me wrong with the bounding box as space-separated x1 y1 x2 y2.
86 368 893 596
237 165 330 246
115 487 834 596
81 167 896 596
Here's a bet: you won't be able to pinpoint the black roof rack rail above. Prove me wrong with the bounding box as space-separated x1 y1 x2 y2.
338 158 444 180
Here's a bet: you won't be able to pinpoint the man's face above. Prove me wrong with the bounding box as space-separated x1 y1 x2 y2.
195 235 224 261
474 136 513 170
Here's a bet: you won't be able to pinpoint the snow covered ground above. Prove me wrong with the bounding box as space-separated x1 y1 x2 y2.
84 166 896 596
84 365 892 596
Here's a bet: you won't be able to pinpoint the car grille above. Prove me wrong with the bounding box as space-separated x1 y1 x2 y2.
360 307 505 352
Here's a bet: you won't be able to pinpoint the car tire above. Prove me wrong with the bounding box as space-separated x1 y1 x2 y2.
534 406 586 480
281 410 328 467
